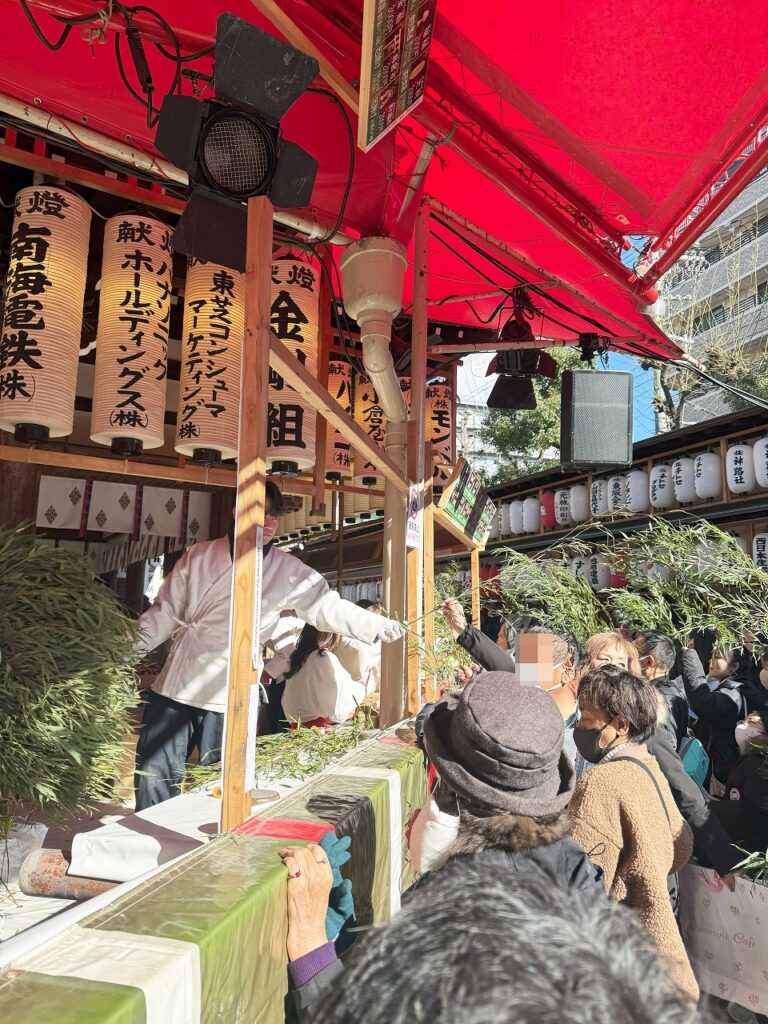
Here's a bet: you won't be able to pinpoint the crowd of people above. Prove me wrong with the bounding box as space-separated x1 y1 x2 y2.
132 490 768 1020
280 603 768 1021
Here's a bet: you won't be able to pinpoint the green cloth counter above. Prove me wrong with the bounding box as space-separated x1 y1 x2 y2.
0 735 427 1024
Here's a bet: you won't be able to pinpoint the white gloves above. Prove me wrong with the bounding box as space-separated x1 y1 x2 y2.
376 620 405 644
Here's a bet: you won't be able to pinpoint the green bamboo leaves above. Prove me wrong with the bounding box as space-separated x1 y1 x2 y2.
0 527 140 809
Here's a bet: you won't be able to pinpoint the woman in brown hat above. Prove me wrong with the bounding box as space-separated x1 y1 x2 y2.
413 671 603 898
569 664 698 1002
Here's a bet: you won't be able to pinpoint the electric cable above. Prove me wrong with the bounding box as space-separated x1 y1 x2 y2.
306 87 355 245
19 0 79 49
672 360 768 412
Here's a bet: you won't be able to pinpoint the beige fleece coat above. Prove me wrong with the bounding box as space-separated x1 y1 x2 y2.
570 745 699 1002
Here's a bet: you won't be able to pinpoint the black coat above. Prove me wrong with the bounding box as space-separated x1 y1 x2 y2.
653 674 690 751
710 745 768 854
456 624 515 673
680 650 768 783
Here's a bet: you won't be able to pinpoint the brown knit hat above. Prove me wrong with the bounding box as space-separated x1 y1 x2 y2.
423 671 574 818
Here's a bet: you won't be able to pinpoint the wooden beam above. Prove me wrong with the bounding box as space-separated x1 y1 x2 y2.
312 257 332 513
221 196 273 832
423 444 437 704
470 547 481 627
269 335 408 494
247 0 360 113
405 421 422 715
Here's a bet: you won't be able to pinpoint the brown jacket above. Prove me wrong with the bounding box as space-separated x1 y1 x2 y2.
570 745 698 1002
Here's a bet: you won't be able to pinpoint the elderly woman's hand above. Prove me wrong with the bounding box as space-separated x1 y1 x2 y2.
441 599 468 639
280 844 334 961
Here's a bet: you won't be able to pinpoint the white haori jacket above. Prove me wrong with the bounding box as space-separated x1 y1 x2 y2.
281 650 371 724
136 537 397 712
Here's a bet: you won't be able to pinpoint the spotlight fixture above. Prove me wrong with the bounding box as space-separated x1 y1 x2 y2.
485 349 557 410
155 13 319 271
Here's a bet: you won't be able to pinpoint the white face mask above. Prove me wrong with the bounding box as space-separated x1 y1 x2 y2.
735 721 766 755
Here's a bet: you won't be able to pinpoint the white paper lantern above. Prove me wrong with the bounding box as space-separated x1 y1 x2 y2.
626 469 650 513
569 484 590 523
555 488 571 526
607 474 627 512
650 463 674 509
488 506 500 541
510 500 525 534
570 555 588 579
726 443 756 494
425 381 453 486
694 451 722 500
753 437 768 488
522 496 541 533
753 532 768 570
368 480 384 516
325 358 354 478
672 457 696 504
591 479 608 516
727 529 749 554
352 479 372 519
588 555 611 590
175 258 244 462
267 258 319 473
91 214 172 453
0 187 91 440
353 371 385 475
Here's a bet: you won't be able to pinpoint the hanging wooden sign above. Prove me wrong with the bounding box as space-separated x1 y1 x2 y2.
436 457 496 549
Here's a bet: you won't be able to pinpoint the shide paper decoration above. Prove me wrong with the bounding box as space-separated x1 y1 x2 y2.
176 258 244 463
325 359 354 479
91 214 173 454
268 258 319 473
0 186 91 441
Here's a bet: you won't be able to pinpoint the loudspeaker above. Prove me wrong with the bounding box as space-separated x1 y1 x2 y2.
560 370 633 470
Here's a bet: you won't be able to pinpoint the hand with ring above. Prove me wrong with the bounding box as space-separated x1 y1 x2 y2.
280 843 333 961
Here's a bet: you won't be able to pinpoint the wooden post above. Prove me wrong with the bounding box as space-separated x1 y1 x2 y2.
470 547 481 627
336 491 345 592
312 256 333 514
423 442 437 703
405 202 430 715
221 196 273 833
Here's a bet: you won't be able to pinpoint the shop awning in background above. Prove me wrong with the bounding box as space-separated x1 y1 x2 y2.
1 0 766 362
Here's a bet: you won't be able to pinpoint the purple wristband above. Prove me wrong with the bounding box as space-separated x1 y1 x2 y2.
289 942 338 988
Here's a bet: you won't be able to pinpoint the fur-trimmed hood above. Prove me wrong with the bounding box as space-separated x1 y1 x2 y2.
449 805 571 857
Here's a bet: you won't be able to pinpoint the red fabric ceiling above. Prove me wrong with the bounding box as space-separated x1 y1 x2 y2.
1 0 767 362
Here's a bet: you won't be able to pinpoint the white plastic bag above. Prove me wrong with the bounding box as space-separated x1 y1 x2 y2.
1 822 48 886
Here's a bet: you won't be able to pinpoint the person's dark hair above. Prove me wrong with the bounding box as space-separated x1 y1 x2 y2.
578 665 658 743
286 624 338 678
634 632 676 675
728 647 759 685
311 858 698 1024
265 480 285 517
356 599 381 611
689 628 717 674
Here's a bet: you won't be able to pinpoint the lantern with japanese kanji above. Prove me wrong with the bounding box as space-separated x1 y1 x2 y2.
588 555 611 590
726 442 756 494
569 484 590 523
607 474 627 512
91 214 173 454
175 258 244 463
540 491 557 530
753 531 768 570
672 456 696 504
425 381 453 488
0 187 91 442
754 437 768 488
353 370 386 507
570 555 588 580
626 469 650 513
325 358 354 479
268 258 319 473
555 488 571 526
694 451 722 500
591 479 608 516
650 463 674 509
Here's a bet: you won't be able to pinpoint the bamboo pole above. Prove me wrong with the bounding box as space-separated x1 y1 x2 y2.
221 196 273 832
470 547 481 626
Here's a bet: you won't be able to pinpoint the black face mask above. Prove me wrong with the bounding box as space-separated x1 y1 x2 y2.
573 724 612 765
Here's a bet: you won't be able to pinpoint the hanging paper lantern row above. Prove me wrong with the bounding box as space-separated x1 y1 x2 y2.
325 359 354 478
591 479 608 516
555 488 571 526
569 484 590 523
91 214 173 454
694 451 722 500
268 258 319 474
726 443 756 494
175 258 244 463
0 186 91 441
626 469 650 513
672 457 696 504
425 382 453 486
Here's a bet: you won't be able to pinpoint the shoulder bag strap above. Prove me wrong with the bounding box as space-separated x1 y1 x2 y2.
611 755 671 826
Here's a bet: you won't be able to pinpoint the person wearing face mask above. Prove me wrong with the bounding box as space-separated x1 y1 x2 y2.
634 633 690 752
709 710 768 854
133 481 401 809
569 666 698 1003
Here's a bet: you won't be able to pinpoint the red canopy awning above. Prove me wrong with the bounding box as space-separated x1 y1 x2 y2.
1 0 767 362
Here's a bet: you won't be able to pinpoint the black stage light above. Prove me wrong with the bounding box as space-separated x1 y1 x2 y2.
155 14 319 271
486 375 537 410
